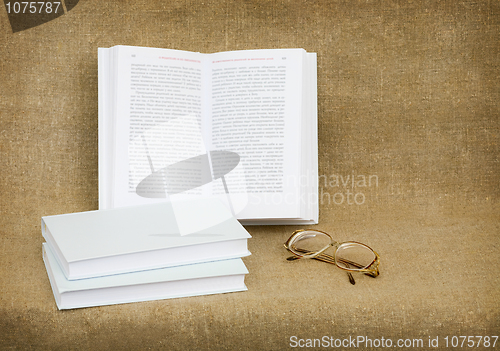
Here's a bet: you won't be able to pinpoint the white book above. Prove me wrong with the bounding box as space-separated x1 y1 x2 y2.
98 46 318 225
42 243 248 310
42 198 251 280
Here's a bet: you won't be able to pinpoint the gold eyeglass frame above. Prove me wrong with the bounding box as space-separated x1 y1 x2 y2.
284 229 380 285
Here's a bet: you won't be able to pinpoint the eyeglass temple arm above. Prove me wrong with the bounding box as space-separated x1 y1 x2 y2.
287 248 377 279
286 249 356 284
287 248 366 269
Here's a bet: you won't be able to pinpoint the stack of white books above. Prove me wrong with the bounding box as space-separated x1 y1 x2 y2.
41 198 251 309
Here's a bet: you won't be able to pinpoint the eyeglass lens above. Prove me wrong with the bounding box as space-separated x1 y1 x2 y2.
289 231 331 257
335 243 376 270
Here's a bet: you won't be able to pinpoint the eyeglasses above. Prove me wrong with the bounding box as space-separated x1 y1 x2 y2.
284 229 380 285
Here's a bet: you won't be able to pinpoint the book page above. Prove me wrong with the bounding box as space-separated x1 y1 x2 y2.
110 46 208 207
98 47 113 209
207 49 305 219
100 46 316 222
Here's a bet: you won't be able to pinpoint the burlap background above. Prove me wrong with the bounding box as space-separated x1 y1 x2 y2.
1 1 498 349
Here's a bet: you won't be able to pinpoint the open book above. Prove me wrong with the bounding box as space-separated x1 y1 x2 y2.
98 46 318 224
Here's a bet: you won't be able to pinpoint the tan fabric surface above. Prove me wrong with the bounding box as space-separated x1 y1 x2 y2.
1 0 498 349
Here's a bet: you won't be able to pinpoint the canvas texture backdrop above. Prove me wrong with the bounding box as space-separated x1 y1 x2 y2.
0 0 498 350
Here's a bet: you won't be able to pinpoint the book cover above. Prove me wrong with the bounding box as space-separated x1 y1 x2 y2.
42 198 251 280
